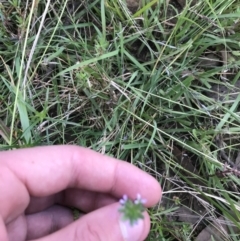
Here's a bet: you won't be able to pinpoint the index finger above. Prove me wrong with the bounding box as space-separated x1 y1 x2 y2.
2 145 161 204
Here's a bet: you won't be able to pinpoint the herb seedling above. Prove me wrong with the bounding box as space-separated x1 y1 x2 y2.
119 194 146 226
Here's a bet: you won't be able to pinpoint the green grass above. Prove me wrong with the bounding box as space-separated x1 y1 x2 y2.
1 0 240 240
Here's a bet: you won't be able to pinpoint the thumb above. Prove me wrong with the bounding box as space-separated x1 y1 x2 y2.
37 203 150 241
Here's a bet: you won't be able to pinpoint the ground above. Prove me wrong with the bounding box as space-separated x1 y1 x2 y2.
1 0 240 240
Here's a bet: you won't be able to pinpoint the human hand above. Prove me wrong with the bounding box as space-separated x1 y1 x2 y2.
0 145 161 241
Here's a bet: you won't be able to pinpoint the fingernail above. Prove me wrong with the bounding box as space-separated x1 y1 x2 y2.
119 219 144 241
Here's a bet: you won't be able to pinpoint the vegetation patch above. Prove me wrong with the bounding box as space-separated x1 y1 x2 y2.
1 0 240 240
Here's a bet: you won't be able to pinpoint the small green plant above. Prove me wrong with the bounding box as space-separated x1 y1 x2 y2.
119 194 146 225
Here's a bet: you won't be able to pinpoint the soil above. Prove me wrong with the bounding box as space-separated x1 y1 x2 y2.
126 0 140 12
206 80 240 102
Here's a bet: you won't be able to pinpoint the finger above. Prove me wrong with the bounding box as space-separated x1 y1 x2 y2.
31 203 150 241
1 146 161 221
0 166 29 223
3 145 161 202
26 205 77 240
6 206 78 241
26 190 117 214
6 215 27 241
0 217 8 241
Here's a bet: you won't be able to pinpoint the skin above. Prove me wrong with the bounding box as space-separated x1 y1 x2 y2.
0 145 162 241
